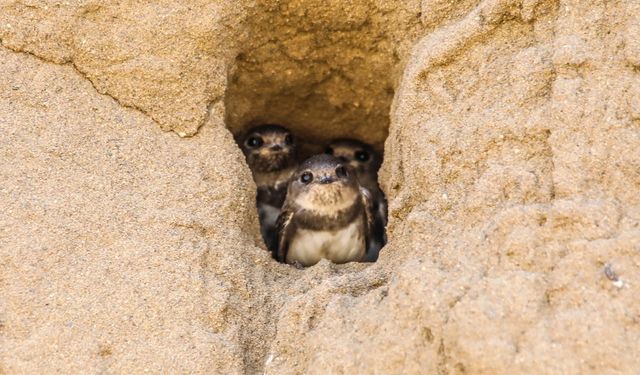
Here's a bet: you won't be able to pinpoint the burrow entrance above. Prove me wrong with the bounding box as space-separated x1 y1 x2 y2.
223 0 422 257
224 0 422 151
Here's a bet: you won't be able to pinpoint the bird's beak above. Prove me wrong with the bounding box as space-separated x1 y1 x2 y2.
269 144 283 152
319 176 334 184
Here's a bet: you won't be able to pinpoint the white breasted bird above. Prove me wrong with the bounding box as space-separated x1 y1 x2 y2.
240 124 297 256
325 139 387 261
276 154 374 267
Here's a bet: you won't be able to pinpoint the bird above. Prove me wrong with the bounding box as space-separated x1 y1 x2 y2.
240 124 298 255
325 139 387 261
276 154 374 267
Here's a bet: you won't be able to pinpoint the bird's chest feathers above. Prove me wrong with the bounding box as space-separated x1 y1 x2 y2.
288 218 365 266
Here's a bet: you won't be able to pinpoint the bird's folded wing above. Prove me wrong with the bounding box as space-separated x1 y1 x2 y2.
276 209 295 263
360 186 375 254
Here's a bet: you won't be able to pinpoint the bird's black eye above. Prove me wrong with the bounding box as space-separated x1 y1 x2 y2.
335 166 348 178
355 150 370 162
246 136 263 148
325 147 334 155
285 134 294 145
300 172 313 184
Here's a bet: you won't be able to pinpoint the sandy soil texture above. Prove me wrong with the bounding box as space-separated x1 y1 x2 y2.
1 0 639 373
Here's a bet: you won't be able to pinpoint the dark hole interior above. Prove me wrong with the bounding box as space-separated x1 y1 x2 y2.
223 0 420 265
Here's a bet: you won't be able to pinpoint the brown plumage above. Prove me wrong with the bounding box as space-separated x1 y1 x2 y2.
276 154 374 267
240 124 297 256
325 139 387 261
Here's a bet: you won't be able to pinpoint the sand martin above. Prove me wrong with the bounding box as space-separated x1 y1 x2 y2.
240 124 297 255
325 139 387 261
276 154 374 267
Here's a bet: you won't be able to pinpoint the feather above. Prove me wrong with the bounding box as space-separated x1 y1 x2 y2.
360 186 375 258
275 209 295 262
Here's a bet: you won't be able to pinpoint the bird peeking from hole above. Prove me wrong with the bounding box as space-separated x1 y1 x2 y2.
240 124 297 257
325 139 387 261
276 155 375 267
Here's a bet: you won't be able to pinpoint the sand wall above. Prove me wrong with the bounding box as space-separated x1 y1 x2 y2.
1 0 639 373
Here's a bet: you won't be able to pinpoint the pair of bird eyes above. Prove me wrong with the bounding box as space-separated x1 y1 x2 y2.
324 147 370 162
299 166 348 184
246 134 293 148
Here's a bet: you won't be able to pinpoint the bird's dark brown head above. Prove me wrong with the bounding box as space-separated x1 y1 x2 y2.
324 139 381 185
241 124 297 173
288 154 360 214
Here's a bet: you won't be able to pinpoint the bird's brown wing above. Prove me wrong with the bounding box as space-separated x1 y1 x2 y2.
275 208 295 263
360 187 375 256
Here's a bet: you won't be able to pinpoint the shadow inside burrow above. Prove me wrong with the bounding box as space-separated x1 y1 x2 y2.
221 0 410 267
